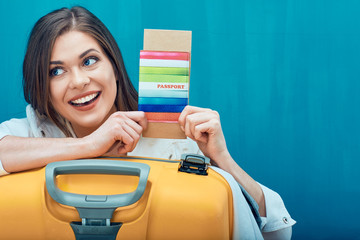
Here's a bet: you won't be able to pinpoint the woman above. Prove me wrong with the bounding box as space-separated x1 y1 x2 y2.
0 6 295 239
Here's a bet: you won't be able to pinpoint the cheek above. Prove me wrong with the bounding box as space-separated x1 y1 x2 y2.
111 74 118 97
49 81 66 108
106 74 118 104
101 67 118 94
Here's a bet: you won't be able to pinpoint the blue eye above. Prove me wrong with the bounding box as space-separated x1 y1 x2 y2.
84 57 98 66
50 67 64 77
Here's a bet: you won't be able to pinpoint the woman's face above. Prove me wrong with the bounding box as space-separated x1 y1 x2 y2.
49 30 117 136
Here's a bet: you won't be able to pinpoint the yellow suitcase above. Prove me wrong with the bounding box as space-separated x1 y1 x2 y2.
0 154 233 240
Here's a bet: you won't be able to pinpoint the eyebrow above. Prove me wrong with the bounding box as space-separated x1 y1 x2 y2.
79 48 100 59
49 60 63 65
49 48 100 65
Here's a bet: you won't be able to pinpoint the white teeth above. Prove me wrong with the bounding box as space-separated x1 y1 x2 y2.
71 93 98 104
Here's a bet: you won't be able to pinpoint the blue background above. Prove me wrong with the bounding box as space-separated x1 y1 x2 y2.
1 0 360 239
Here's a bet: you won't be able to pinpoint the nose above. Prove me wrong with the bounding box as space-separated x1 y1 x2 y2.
69 69 90 89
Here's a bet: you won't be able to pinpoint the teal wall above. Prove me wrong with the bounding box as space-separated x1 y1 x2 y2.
1 0 359 239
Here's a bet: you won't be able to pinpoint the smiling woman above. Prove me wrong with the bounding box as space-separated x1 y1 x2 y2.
49 31 118 137
22 7 138 137
0 6 295 239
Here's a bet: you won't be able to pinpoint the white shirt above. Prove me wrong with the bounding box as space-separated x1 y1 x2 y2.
0 105 296 239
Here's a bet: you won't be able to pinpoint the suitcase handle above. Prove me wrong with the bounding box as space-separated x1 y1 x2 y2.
45 159 150 221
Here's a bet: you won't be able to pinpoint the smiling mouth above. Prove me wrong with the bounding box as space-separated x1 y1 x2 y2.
69 92 101 106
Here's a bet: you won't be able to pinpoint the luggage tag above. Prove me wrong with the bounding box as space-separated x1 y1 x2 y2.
179 153 211 175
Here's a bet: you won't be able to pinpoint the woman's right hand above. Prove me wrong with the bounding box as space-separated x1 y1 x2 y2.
83 111 147 157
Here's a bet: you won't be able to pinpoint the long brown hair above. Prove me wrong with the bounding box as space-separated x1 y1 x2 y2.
23 6 138 136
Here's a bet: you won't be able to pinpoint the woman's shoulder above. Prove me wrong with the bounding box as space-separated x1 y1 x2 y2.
0 115 31 139
0 105 65 139
26 104 66 138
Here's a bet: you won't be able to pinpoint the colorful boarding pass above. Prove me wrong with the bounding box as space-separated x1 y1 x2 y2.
138 50 190 122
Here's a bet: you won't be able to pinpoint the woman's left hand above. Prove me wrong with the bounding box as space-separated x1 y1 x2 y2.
179 106 267 217
178 106 230 167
